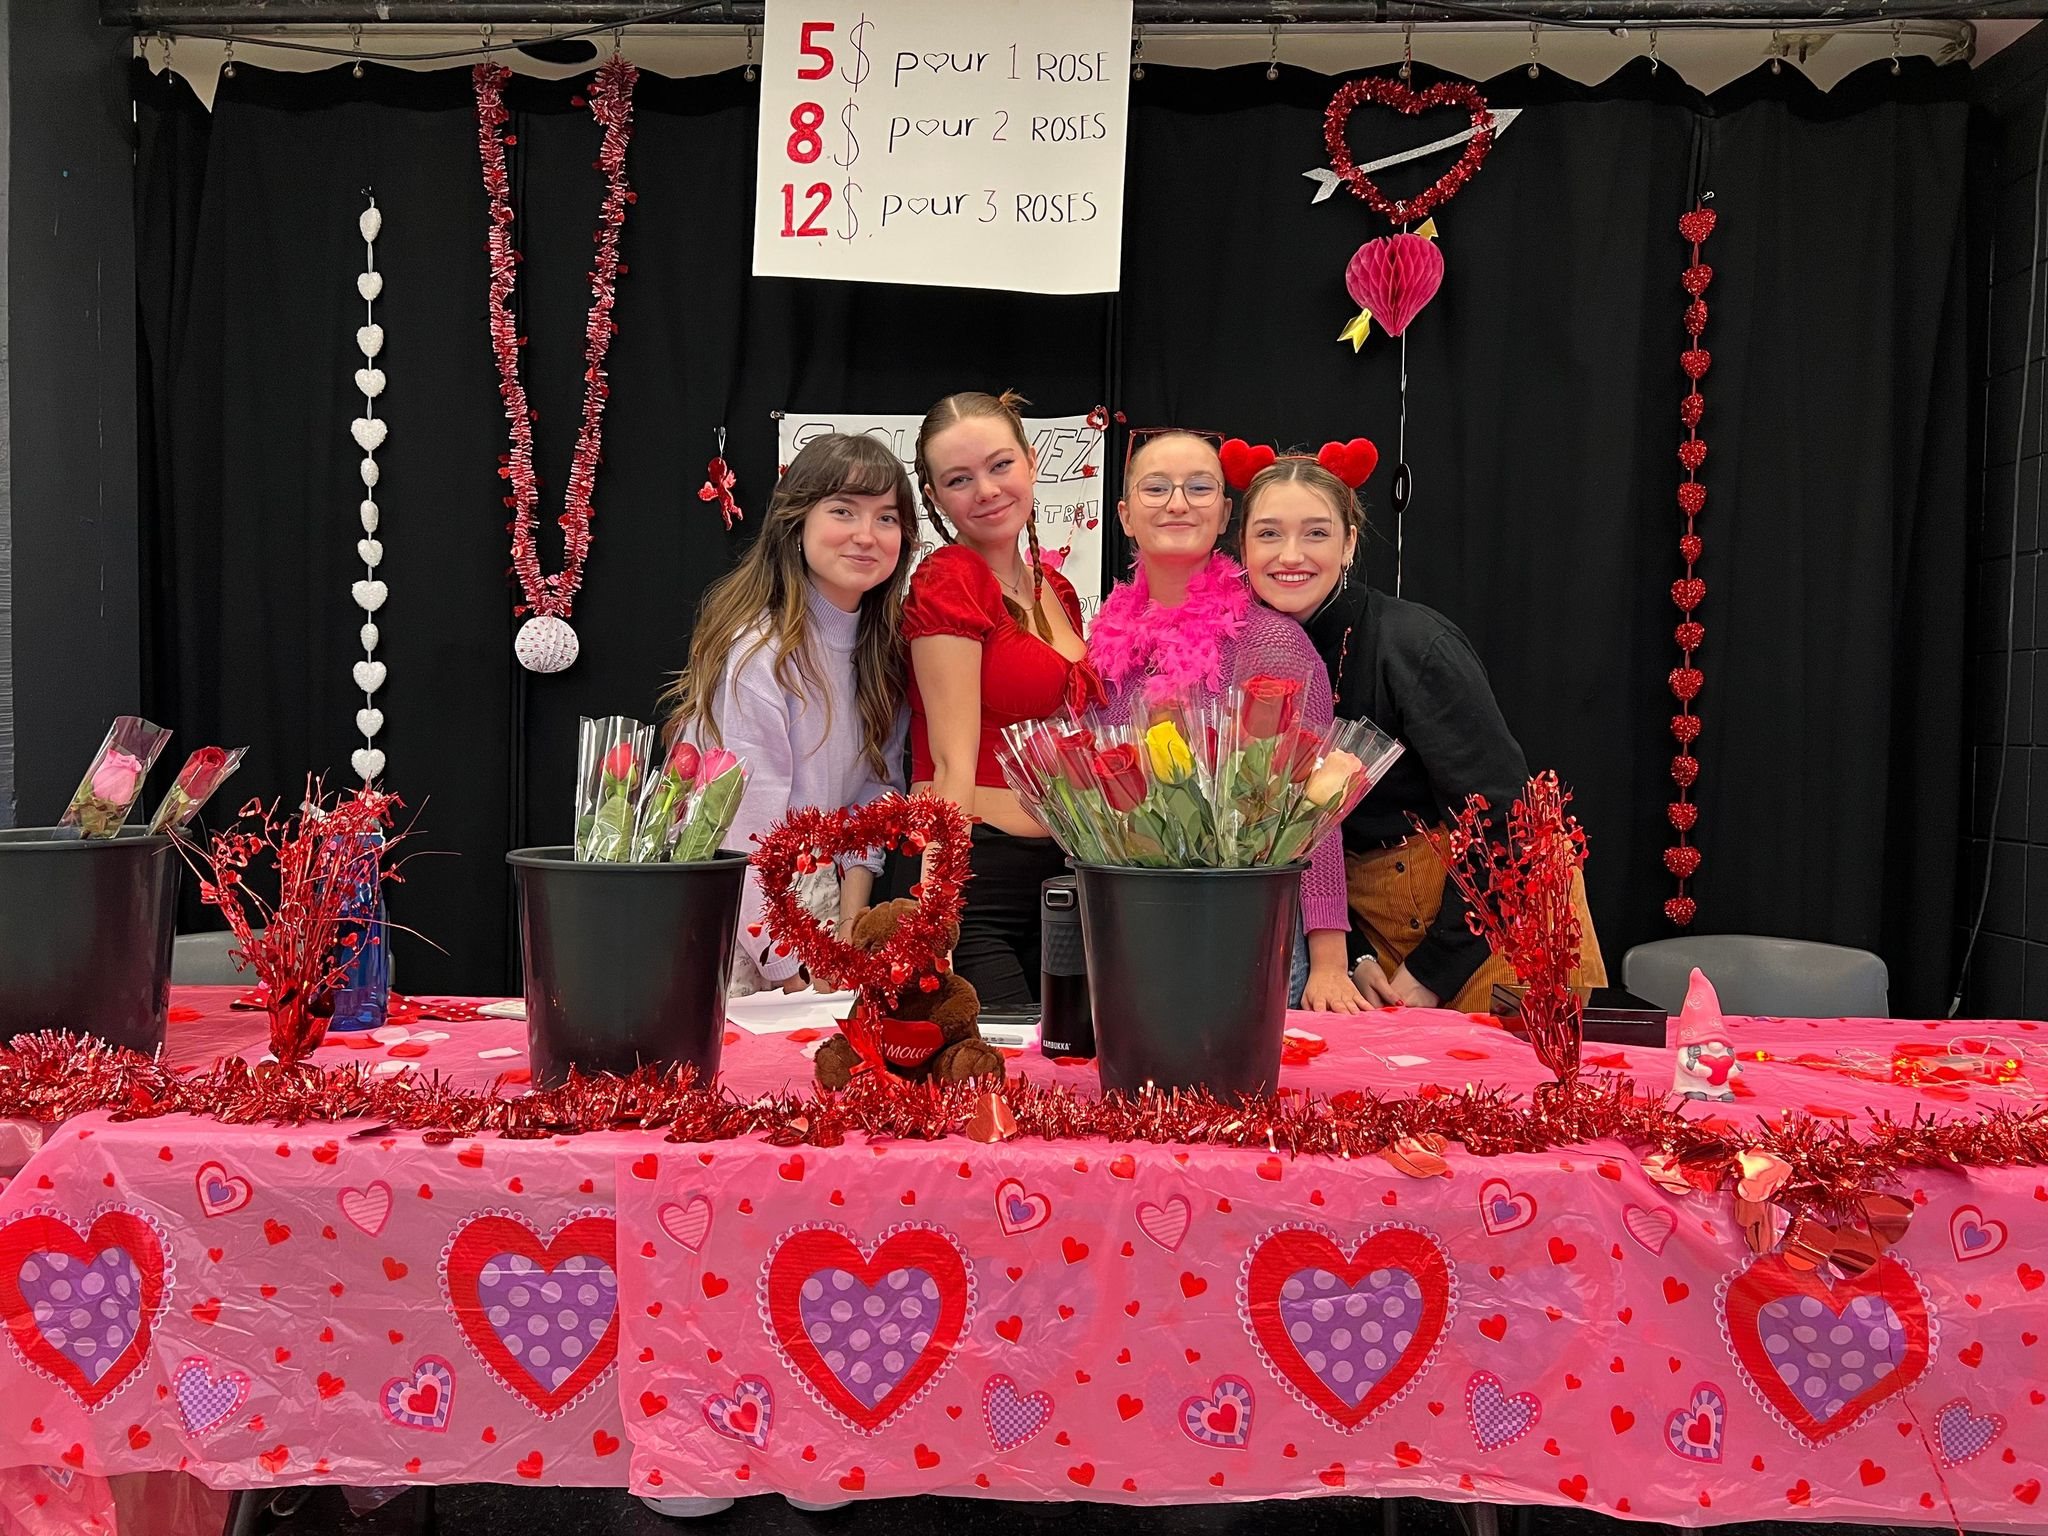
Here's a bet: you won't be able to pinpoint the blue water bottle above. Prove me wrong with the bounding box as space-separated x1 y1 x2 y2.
327 829 389 1033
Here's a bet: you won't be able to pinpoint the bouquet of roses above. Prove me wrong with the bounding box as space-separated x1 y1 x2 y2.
999 673 1404 869
575 717 748 863
60 717 174 839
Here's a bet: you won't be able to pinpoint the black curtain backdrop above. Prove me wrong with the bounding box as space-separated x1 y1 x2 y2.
133 56 1970 1012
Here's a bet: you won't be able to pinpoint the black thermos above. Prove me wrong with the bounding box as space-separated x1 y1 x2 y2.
1038 875 1095 1059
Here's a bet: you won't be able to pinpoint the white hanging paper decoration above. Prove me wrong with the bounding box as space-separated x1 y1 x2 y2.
352 195 387 785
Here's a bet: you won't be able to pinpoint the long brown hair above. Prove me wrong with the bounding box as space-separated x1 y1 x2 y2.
662 433 912 779
914 389 1050 641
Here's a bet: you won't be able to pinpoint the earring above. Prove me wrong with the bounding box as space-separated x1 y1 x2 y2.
1340 566 1350 592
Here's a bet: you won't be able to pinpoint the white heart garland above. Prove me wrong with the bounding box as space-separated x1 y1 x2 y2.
350 195 388 781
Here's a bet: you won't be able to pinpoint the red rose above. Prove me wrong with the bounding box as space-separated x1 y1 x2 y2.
179 746 231 794
666 739 701 782
1274 727 1320 784
1019 724 1062 780
1238 676 1302 740
603 742 638 782
1054 730 1099 787
1090 745 1148 813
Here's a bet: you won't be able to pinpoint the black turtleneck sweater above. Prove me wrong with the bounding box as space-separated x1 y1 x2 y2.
1304 583 1529 1002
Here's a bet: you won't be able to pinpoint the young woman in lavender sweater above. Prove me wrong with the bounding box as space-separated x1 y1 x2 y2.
661 433 914 1001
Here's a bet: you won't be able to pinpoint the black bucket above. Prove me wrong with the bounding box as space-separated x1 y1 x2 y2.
0 827 179 1053
508 847 748 1090
1075 861 1302 1098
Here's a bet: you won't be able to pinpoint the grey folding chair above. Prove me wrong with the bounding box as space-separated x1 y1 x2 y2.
1623 934 1889 1018
171 931 251 986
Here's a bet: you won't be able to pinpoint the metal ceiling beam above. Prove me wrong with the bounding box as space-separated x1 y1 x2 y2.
91 1 2048 25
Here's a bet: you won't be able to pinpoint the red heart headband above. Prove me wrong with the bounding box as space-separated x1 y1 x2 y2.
1218 438 1381 493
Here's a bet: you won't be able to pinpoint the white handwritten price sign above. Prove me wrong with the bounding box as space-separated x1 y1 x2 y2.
752 0 1134 294
777 410 1109 612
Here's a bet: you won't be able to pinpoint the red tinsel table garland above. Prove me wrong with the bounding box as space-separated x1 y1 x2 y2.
3 1030 2045 1224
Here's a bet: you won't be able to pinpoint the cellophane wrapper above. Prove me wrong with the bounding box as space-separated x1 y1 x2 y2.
60 716 174 839
148 745 249 835
575 716 654 861
671 752 749 863
1000 676 1404 870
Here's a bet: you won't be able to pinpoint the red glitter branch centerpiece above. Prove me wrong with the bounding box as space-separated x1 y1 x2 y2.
1419 772 1588 1089
176 782 408 1065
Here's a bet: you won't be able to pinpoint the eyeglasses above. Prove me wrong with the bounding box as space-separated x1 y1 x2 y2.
1133 476 1223 509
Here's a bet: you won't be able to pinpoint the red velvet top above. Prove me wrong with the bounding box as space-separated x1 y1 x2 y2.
904 545 1102 788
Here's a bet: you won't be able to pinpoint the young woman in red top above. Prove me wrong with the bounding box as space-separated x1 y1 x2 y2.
905 391 1100 1008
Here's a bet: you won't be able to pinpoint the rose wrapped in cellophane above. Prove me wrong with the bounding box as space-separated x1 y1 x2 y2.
574 715 654 861
61 716 174 839
669 746 748 863
999 674 1404 869
148 746 249 835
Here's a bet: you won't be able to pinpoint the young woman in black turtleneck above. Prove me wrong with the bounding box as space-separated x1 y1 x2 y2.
1237 455 1606 1012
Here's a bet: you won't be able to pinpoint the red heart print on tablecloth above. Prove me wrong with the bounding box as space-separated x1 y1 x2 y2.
380 1355 455 1432
1719 1253 1934 1446
339 1182 392 1237
993 1179 1051 1237
1465 1369 1540 1451
1136 1195 1192 1252
1239 1222 1456 1431
1664 1381 1726 1463
194 1161 252 1218
1179 1375 1255 1449
659 1196 713 1253
761 1221 975 1435
1624 1205 1677 1256
172 1355 249 1437
0 1207 171 1410
702 1374 774 1449
1948 1205 2007 1262
441 1209 618 1420
1475 1178 1536 1235
982 1372 1055 1451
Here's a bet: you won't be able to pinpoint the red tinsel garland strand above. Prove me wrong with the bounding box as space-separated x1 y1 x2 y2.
1665 204 1717 927
750 795 972 1012
3 1030 2046 1223
474 58 638 621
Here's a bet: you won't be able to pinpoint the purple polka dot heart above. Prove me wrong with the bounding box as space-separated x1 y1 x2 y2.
0 1207 170 1410
982 1373 1054 1451
441 1210 620 1420
1465 1369 1540 1452
762 1221 976 1434
1720 1254 1935 1446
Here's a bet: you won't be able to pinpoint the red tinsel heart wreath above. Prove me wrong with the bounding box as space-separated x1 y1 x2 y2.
751 795 972 1012
1323 78 1495 226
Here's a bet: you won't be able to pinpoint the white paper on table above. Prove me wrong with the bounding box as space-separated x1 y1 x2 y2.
476 1000 527 1020
726 988 860 1034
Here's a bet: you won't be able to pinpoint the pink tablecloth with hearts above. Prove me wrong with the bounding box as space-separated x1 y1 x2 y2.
1 989 2045 1533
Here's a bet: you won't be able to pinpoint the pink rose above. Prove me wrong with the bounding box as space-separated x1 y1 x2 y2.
667 740 701 782
91 750 144 805
602 742 638 783
696 746 740 785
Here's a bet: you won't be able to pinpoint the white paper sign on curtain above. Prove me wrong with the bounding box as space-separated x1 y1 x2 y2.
753 0 1134 294
776 411 1107 616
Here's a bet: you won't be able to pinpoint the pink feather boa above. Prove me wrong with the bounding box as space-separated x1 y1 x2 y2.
1087 553 1252 702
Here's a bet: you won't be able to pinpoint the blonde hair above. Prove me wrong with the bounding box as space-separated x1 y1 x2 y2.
662 433 912 779
915 390 1050 641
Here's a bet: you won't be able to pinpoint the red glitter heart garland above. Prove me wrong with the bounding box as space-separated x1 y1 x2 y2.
751 796 971 1015
474 58 638 626
1322 78 1495 226
1665 204 1716 926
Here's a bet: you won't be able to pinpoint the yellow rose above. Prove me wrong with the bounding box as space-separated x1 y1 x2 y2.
1144 719 1195 784
1303 748 1364 808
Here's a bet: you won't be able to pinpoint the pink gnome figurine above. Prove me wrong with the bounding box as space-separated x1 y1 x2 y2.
1671 967 1741 1102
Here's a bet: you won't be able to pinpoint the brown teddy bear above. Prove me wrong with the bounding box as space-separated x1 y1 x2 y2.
813 897 1005 1090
